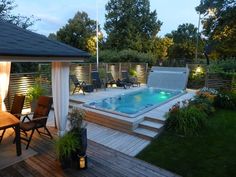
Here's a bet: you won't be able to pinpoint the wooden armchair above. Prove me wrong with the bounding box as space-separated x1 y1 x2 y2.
20 96 53 149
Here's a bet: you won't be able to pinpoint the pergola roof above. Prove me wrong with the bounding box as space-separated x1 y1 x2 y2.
0 20 90 62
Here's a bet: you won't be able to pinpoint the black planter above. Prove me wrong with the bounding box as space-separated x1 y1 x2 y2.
79 128 87 156
59 128 88 169
71 128 87 169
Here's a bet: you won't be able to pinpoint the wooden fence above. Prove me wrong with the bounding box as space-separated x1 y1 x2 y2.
70 63 148 84
205 73 235 91
5 63 148 109
5 73 51 110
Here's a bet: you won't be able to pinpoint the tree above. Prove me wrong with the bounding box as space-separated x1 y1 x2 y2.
166 23 203 60
150 36 173 61
196 0 236 57
0 0 36 29
55 11 97 52
104 0 162 52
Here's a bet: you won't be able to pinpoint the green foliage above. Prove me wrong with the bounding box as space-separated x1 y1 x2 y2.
166 106 208 136
150 37 173 60
188 65 206 89
55 11 96 52
190 94 215 115
166 23 203 60
208 59 236 73
214 91 236 110
99 49 155 65
68 108 86 131
104 0 162 52
26 84 45 102
128 68 137 77
0 0 37 29
55 131 80 161
26 77 46 102
196 0 236 57
98 67 107 80
11 62 38 73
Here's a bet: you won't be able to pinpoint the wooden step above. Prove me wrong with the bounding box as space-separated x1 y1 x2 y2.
133 128 158 140
139 121 164 132
144 116 166 124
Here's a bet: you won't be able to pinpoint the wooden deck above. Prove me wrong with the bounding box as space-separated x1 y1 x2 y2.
0 128 180 177
86 122 150 156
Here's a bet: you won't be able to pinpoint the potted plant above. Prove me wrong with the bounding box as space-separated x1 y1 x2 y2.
55 107 87 169
26 77 46 110
68 107 87 157
55 131 80 168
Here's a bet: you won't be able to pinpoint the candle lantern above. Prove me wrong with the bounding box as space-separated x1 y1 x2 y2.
78 155 87 169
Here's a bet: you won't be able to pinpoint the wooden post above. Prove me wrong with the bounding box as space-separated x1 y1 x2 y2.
89 63 92 84
145 63 148 83
119 63 122 79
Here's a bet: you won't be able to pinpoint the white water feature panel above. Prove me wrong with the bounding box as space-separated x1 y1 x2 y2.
147 66 189 90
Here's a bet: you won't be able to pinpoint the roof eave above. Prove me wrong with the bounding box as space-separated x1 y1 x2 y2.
0 55 87 62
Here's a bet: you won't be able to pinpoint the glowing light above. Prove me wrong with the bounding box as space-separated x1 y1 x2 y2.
196 65 202 74
160 91 166 94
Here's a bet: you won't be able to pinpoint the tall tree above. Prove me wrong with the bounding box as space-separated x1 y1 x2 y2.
150 36 173 61
56 11 97 52
196 0 236 57
166 23 203 60
0 0 36 29
104 0 162 52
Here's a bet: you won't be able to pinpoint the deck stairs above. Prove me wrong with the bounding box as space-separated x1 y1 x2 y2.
133 115 165 140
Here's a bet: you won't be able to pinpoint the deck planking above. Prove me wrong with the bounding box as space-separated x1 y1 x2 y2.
86 122 150 156
0 127 180 177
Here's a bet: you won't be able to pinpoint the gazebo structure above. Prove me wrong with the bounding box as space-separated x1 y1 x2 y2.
0 20 90 136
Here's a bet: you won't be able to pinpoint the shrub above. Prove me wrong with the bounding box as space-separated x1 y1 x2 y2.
98 49 156 65
214 91 236 109
55 131 80 161
190 94 215 115
166 106 208 136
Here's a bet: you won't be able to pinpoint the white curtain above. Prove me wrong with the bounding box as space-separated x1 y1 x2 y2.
0 62 11 111
52 62 70 136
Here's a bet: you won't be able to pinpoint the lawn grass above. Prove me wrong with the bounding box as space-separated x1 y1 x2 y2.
137 109 236 177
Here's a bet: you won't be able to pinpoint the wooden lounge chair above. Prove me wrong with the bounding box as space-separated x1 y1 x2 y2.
19 96 53 149
0 94 25 143
106 72 117 88
91 71 104 90
70 75 87 94
121 71 140 87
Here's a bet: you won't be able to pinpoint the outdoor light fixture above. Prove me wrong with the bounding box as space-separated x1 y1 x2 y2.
78 155 87 169
196 65 202 74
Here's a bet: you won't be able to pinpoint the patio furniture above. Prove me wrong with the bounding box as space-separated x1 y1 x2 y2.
0 111 21 156
20 96 53 149
121 71 140 87
116 79 132 89
0 94 25 143
91 71 105 90
106 72 117 88
70 75 93 95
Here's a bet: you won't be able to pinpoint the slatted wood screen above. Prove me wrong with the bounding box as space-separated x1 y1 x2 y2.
5 73 51 110
205 73 234 91
70 62 148 87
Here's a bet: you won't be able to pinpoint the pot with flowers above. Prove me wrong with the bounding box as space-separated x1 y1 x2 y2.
55 107 87 169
